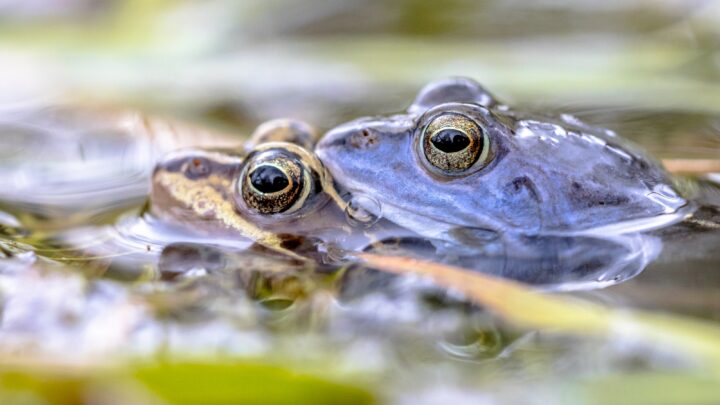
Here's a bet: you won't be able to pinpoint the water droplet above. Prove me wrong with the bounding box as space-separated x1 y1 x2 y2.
647 184 686 213
515 120 565 144
345 194 382 228
316 242 348 264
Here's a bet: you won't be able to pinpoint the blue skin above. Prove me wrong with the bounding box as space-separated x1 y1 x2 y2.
316 77 690 243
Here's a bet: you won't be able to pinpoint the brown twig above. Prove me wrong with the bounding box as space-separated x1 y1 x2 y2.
662 159 720 174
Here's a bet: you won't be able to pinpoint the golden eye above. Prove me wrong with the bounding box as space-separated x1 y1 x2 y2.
240 148 310 215
420 113 490 174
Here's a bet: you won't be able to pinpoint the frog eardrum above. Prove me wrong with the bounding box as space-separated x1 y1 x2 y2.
419 111 491 174
239 143 324 215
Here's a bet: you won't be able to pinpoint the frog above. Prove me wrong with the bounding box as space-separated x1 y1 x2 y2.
148 118 412 259
315 77 693 245
19 114 659 289
148 108 666 289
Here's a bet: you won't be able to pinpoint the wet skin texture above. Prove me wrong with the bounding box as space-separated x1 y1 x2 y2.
149 119 344 253
149 142 345 252
148 140 414 255
316 77 690 241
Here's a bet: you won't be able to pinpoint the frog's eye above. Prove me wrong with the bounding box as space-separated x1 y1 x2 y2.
240 148 312 215
419 113 491 174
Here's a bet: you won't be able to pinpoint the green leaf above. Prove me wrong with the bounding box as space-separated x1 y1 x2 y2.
133 362 375 405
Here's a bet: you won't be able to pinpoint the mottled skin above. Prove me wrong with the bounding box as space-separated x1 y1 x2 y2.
316 77 691 243
149 120 416 257
150 143 349 252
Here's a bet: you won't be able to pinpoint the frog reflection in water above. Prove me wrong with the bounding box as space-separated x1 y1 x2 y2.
316 77 692 245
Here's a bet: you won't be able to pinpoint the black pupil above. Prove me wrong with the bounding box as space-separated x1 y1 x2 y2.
250 165 290 193
431 129 471 153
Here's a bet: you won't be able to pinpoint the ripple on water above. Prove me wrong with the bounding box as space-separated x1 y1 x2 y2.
0 105 240 225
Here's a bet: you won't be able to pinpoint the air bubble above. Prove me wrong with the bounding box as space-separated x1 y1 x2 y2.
344 194 382 228
316 242 349 264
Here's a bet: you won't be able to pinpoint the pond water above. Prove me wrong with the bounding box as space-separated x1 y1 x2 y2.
1 1 720 404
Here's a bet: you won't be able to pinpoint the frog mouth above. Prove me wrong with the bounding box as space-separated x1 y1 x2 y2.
350 185 694 241
347 190 509 239
568 201 694 237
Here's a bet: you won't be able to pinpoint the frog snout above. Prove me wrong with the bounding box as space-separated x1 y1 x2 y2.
319 124 379 156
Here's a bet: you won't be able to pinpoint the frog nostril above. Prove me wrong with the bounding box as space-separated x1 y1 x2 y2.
182 157 211 178
349 129 379 149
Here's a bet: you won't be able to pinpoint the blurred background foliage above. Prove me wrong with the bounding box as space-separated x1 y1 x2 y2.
1 0 720 131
